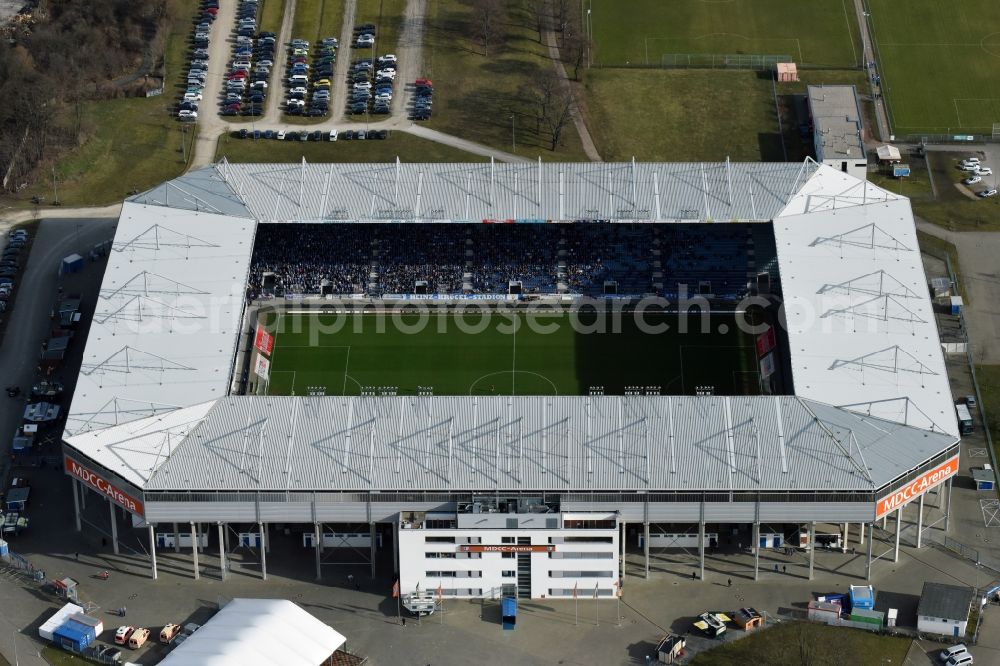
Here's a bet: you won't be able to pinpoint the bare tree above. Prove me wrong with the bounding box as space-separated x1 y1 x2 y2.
542 87 574 151
553 0 570 38
473 0 506 57
524 0 547 43
527 73 574 151
563 19 588 80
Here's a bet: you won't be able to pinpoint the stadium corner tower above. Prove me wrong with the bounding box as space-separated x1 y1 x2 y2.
61 159 959 598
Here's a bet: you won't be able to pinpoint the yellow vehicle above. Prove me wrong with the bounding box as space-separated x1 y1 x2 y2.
160 623 181 644
128 627 150 649
313 79 331 88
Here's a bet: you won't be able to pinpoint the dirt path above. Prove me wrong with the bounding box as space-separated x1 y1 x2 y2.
542 24 601 161
851 0 892 140
190 0 240 167
263 0 298 124
917 219 1000 363
393 0 427 117
328 0 358 123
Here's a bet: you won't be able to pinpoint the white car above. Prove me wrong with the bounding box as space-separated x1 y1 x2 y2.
960 162 981 171
940 645 969 663
289 86 307 95
177 109 198 120
276 130 286 140
376 69 396 79
964 175 982 186
356 34 374 47
976 166 992 176
353 81 372 90
375 91 392 100
978 188 998 198
329 129 338 141
379 54 397 63
286 98 305 107
183 92 203 101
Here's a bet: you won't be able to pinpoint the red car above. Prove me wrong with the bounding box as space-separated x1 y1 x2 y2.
228 71 247 80
204 6 218 13
415 78 433 87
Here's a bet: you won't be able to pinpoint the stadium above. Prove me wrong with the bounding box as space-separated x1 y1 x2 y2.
61 158 959 600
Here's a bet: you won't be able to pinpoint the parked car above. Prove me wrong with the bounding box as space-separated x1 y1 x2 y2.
114 626 135 645
128 628 150 649
160 624 181 644
976 166 993 176
964 176 982 186
979 189 998 198
177 110 198 120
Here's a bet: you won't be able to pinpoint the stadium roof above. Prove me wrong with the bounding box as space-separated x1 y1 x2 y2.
129 159 821 223
157 598 346 666
63 160 958 495
774 167 955 436
68 395 954 493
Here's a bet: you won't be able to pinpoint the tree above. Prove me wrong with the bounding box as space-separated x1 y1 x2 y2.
524 0 547 43
553 0 571 39
473 0 505 57
563 18 588 80
542 87 574 151
527 73 575 151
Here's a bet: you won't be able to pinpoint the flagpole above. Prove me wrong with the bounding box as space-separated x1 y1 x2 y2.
595 583 600 627
575 594 578 626
616 580 621 627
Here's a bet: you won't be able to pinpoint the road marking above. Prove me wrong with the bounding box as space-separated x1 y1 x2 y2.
342 345 352 396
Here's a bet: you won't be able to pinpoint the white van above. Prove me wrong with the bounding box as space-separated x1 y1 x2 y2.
940 645 969 662
288 74 308 85
945 654 974 666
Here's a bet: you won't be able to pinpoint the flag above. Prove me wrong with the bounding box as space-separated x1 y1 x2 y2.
572 582 578 599
437 583 444 599
391 579 399 598
593 582 599 599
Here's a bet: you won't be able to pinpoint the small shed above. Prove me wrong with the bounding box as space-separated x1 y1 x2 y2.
60 254 84 275
807 600 841 624
950 296 963 315
733 607 764 630
52 578 79 603
776 62 798 82
850 585 875 610
655 634 686 663
849 608 884 628
972 466 995 491
917 582 974 638
5 486 30 512
53 619 96 651
39 603 84 641
876 145 902 162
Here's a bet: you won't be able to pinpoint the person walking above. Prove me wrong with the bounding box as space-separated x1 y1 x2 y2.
727 578 732 588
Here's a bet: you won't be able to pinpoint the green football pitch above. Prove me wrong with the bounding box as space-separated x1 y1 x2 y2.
261 311 761 397
867 0 1000 134
588 0 860 68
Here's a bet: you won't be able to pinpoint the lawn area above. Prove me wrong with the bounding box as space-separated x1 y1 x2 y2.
258 0 287 34
589 0 860 68
422 0 589 160
42 647 88 666
582 69 781 161
291 0 345 45
4 0 199 207
688 621 911 666
354 0 407 57
867 0 1000 135
215 130 485 162
261 311 756 397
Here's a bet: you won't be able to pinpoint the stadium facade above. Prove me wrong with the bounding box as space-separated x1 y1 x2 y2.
61 159 959 599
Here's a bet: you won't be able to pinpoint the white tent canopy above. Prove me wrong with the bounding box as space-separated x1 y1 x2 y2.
158 599 346 666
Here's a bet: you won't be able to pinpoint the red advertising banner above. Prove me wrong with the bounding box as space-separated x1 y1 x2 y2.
254 328 274 356
64 457 144 516
755 326 776 357
875 455 959 519
458 544 556 553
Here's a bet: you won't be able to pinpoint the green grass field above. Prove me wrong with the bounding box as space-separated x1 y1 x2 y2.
355 0 407 59
583 69 781 161
260 311 759 397
291 0 345 46
589 0 860 68
868 0 1000 134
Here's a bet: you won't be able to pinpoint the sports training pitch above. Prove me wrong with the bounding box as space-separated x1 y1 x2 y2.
260 311 763 397
867 0 1000 134
588 0 860 68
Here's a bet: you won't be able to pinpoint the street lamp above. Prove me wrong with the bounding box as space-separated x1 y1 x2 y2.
587 9 592 68
511 115 516 152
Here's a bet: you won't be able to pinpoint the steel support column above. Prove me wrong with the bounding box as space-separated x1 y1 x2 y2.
842 523 849 553
643 522 650 579
808 521 815 580
916 494 924 548
392 519 399 574
369 522 376 579
173 522 180 553
259 522 267 580
191 522 200 580
148 524 158 580
753 522 760 581
944 476 953 531
314 522 322 581
218 523 226 580
109 498 119 555
858 522 865 545
893 507 901 563
866 523 873 581
698 521 705 580
72 479 82 532
620 521 626 582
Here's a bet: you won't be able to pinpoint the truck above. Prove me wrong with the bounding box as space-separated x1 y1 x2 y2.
956 403 974 435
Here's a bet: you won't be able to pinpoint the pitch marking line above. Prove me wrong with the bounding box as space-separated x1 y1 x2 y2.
468 371 559 396
267 370 297 396
342 345 352 396
841 0 857 65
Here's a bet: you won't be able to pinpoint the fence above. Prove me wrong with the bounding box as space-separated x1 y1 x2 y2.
658 53 792 71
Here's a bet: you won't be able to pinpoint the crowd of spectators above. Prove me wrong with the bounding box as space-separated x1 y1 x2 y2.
247 222 775 300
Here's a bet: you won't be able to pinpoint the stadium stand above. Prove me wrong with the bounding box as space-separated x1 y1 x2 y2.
247 223 778 300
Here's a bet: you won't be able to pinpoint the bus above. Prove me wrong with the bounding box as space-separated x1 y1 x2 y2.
956 403 974 435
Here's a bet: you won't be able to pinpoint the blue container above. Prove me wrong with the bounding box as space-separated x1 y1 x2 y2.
501 596 517 630
53 620 95 651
